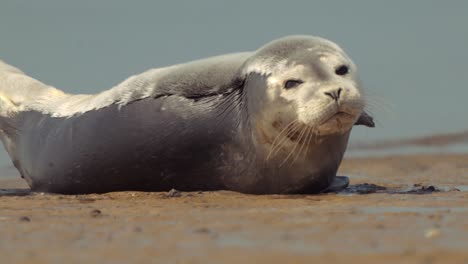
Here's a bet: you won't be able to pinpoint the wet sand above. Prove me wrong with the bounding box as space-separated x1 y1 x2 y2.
1 154 467 264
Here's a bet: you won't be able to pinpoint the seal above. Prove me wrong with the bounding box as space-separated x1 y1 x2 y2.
0 35 374 194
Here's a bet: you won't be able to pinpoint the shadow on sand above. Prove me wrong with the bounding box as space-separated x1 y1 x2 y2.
0 182 458 198
0 188 31 197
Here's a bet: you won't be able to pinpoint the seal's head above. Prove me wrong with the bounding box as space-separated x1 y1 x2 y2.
244 36 369 138
240 35 374 180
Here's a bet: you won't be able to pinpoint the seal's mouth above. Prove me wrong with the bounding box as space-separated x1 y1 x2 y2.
281 112 356 141
320 111 354 125
315 110 359 135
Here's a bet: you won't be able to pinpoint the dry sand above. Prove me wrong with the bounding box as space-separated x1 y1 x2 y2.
0 154 467 264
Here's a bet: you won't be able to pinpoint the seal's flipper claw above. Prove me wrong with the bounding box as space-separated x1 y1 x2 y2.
323 176 349 193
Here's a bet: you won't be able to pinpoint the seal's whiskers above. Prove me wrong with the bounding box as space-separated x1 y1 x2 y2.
291 125 312 165
273 122 302 155
266 120 299 160
280 124 307 167
313 129 322 144
363 94 392 123
302 125 315 159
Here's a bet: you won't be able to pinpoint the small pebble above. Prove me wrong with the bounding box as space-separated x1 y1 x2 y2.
424 228 441 239
376 224 385 229
19 216 31 222
194 227 211 234
167 189 182 197
90 209 102 217
424 186 436 192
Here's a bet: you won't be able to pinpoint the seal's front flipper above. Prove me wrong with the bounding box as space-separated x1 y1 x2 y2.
354 111 375 127
323 176 349 193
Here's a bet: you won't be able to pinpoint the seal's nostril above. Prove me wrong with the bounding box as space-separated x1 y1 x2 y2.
324 89 341 102
337 88 342 98
324 92 334 100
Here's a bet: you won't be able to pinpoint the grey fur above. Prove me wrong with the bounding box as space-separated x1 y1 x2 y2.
0 35 373 194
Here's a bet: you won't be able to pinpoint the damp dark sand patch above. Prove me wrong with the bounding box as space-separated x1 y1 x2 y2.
338 183 461 195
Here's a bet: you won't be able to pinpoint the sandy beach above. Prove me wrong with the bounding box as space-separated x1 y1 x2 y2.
0 153 467 264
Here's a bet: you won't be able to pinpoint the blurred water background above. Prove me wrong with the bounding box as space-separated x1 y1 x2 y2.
0 0 467 174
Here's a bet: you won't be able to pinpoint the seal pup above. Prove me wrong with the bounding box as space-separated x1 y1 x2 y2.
0 35 374 194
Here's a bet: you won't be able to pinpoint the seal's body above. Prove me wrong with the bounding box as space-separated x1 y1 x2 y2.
0 36 374 194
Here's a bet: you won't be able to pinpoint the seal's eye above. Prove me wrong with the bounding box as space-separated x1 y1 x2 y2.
335 65 349 75
335 65 349 76
284 79 303 89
